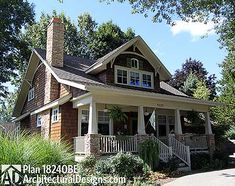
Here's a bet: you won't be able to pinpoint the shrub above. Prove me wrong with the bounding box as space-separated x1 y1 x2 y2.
78 155 97 175
225 125 235 139
109 152 145 179
0 132 73 166
138 138 159 171
95 159 111 175
191 153 210 170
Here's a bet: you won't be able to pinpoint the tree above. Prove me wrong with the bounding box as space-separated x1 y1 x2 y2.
193 81 210 100
169 58 216 99
0 91 17 123
90 21 135 58
212 53 235 126
180 71 198 96
0 0 34 98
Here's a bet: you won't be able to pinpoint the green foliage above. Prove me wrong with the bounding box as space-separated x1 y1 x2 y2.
0 132 73 165
109 152 145 179
90 21 135 58
191 153 210 170
95 159 111 175
0 0 34 98
180 71 198 96
193 81 210 100
108 106 128 122
0 91 17 123
212 53 235 127
169 58 216 99
138 139 159 171
78 155 97 175
225 125 235 139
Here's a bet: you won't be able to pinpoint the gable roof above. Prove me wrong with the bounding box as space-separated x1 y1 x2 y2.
13 38 220 117
85 36 171 81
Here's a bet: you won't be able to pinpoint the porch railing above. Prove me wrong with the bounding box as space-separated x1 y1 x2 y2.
74 136 85 154
150 136 173 162
169 134 191 170
100 135 137 154
183 134 208 150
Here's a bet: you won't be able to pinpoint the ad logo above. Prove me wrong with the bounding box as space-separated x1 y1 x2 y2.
0 165 23 185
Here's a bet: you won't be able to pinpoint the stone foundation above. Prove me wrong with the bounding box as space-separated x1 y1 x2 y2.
135 134 150 145
85 134 101 156
175 134 185 143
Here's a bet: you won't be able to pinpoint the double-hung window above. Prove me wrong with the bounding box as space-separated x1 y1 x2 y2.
117 69 128 85
98 111 109 135
28 88 34 101
158 115 167 137
142 74 152 88
81 110 89 136
51 107 59 123
115 65 153 89
36 115 42 127
130 71 140 86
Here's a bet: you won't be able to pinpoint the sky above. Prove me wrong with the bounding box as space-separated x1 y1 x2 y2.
28 0 227 80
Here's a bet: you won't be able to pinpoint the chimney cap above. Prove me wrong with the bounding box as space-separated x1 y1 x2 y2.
50 17 62 24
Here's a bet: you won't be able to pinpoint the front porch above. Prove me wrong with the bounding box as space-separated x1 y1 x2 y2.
73 97 214 154
72 91 216 170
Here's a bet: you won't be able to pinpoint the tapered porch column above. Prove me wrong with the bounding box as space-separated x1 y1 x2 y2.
85 100 100 156
205 112 212 134
175 109 182 135
137 106 146 135
88 100 97 134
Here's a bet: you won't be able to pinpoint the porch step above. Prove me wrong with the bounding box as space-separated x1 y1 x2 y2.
177 166 191 172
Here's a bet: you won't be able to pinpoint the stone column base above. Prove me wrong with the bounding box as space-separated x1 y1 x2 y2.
207 134 215 156
85 134 101 156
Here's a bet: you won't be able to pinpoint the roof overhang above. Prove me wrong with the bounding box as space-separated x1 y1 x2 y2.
85 85 222 107
13 49 87 117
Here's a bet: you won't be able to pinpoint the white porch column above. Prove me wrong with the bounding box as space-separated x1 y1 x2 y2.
88 101 98 134
137 106 146 135
175 109 182 134
77 108 82 136
205 112 213 134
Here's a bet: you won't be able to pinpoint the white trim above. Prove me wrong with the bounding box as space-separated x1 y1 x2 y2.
13 112 30 122
51 107 59 123
114 65 154 89
36 114 42 127
71 93 92 102
31 94 72 115
28 87 34 101
86 85 221 107
34 49 87 90
120 51 147 60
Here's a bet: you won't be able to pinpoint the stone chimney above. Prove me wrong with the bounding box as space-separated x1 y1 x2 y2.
46 17 64 67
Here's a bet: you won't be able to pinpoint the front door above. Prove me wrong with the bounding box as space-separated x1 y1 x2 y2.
130 118 138 135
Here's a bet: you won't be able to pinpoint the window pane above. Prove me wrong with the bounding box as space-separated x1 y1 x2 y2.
130 72 140 86
142 74 152 88
169 125 175 133
158 115 166 125
81 123 88 136
98 123 109 135
117 69 127 84
159 125 166 136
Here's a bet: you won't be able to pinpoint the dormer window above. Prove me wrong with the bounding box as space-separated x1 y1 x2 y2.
131 58 139 69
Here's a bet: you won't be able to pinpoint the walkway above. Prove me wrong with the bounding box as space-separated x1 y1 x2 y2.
164 168 235 186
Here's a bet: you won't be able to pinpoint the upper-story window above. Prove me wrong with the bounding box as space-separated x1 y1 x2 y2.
115 65 154 89
130 71 140 86
131 58 139 69
28 87 34 101
117 69 128 84
142 74 152 88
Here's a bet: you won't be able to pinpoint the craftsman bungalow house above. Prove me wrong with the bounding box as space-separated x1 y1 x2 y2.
13 18 220 170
